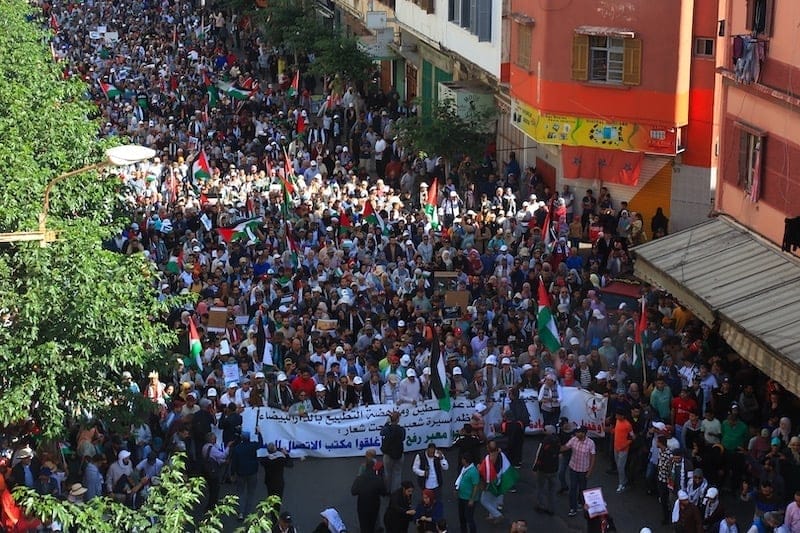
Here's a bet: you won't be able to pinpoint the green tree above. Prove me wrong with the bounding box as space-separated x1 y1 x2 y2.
396 98 496 174
15 454 280 532
0 0 175 438
310 34 374 84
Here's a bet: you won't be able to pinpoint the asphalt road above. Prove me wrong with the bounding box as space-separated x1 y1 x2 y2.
216 434 744 532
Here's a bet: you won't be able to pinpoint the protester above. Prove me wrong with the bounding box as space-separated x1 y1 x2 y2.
351 458 387 533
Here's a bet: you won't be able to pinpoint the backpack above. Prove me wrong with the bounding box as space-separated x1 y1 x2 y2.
203 444 223 481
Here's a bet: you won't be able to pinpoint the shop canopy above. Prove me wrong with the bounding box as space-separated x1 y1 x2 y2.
633 216 800 397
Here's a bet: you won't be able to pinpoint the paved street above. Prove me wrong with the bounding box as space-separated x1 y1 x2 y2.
218 434 724 532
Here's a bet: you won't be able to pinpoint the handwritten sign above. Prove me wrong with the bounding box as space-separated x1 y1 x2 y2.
239 387 606 458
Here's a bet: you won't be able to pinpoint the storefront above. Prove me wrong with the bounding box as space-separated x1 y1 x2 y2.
633 215 800 397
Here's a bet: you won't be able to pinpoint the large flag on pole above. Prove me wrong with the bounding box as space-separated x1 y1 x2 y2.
188 317 203 370
429 333 451 411
284 221 300 267
287 70 300 98
424 178 439 230
541 208 554 254
191 149 211 181
203 71 218 108
100 82 121 99
216 81 254 101
362 201 387 234
217 217 261 245
537 279 561 353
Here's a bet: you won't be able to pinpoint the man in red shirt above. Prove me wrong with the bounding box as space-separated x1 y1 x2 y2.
290 367 317 398
671 387 698 445
613 411 634 493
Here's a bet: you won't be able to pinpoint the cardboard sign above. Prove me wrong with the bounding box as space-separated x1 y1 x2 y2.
316 319 338 331
207 306 228 332
444 290 469 310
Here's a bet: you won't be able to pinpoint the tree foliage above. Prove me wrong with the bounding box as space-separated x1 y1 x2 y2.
225 0 374 83
396 98 496 169
15 454 280 532
0 0 175 438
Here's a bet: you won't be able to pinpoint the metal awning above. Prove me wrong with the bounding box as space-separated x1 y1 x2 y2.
633 216 800 397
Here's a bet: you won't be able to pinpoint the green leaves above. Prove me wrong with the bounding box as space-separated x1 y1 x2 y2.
396 97 496 171
0 0 174 439
15 454 280 531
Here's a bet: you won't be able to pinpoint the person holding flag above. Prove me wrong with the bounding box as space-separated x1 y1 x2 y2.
478 440 519 524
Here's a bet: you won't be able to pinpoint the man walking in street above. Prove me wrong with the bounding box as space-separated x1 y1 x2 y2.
412 443 449 501
381 411 406 493
351 458 388 533
455 454 481 533
612 410 635 493
230 430 260 521
533 425 561 515
561 425 596 517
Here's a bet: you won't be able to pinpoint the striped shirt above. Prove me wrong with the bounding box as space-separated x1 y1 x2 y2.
565 436 596 473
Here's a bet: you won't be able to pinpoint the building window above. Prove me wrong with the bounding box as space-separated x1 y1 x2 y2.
589 36 624 83
449 0 492 41
572 33 641 85
747 0 774 36
694 37 714 57
516 23 532 70
737 123 764 201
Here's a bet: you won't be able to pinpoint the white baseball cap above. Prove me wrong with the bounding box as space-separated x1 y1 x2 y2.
406 369 417 377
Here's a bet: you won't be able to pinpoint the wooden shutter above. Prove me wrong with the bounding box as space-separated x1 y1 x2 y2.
425 0 435 14
571 34 589 81
622 37 642 85
448 0 456 21
763 0 775 36
745 0 755 31
738 129 749 186
477 0 492 42
469 0 478 35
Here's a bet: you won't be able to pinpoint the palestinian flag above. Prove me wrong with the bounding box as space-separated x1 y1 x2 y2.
363 201 386 234
217 217 262 244
338 209 353 234
203 71 218 108
191 149 211 182
537 278 561 353
541 207 554 254
188 317 203 370
479 451 519 496
430 333 451 411
217 81 254 101
280 177 294 219
424 178 439 230
284 221 300 267
287 70 300 98
100 82 121 99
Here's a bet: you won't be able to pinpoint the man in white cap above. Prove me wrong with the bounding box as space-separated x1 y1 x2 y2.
397 368 421 405
106 449 133 500
673 488 703 531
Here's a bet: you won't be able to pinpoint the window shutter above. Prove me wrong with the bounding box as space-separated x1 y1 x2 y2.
477 0 492 42
738 130 749 186
622 37 642 85
461 0 471 28
448 0 455 20
571 34 589 81
745 0 755 31
469 0 478 35
750 137 762 201
763 0 775 36
425 0 435 14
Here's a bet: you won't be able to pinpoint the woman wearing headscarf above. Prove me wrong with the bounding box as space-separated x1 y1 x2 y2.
414 489 444 532
312 508 347 533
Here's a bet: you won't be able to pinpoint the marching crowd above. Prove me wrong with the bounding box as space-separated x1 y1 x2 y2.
1 0 800 532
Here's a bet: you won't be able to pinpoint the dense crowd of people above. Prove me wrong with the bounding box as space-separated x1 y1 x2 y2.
1 0 800 532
